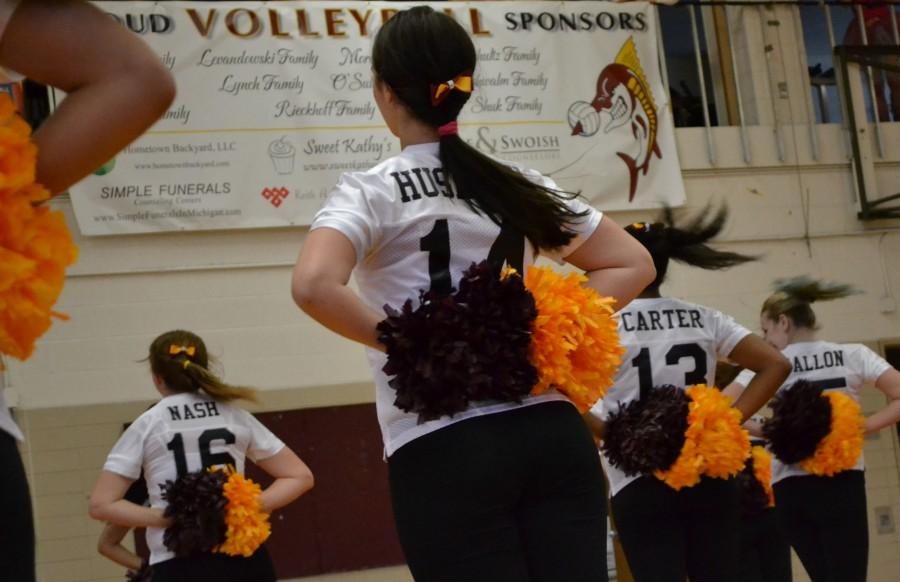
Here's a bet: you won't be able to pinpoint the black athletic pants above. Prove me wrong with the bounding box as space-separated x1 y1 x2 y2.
738 508 793 582
773 471 868 582
152 546 276 582
611 475 740 582
0 430 35 582
388 401 609 582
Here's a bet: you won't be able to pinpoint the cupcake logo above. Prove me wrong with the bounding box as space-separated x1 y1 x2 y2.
268 137 296 175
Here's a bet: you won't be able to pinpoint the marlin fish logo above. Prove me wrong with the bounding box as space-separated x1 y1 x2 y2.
568 38 661 202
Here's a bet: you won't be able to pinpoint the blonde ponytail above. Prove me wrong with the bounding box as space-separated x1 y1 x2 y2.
183 361 258 403
148 329 258 403
761 276 858 329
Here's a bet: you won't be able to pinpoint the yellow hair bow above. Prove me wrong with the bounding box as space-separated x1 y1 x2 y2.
629 222 659 233
169 344 196 357
430 73 473 106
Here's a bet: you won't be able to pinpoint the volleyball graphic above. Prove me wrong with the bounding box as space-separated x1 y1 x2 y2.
567 101 600 137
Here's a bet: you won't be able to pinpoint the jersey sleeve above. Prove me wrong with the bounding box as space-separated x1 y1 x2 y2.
710 308 752 358
733 368 756 388
311 172 380 264
518 168 603 264
241 411 286 463
847 344 892 383
103 415 150 480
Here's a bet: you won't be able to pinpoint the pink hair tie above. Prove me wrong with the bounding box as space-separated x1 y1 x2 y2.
437 121 459 137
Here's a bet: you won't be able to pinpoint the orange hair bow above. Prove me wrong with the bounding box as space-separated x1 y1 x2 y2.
430 73 473 106
169 344 196 357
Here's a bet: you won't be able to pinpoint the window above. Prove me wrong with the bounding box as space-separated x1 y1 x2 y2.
659 4 722 127
801 4 900 123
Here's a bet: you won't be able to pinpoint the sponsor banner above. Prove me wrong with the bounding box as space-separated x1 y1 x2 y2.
69 1 685 235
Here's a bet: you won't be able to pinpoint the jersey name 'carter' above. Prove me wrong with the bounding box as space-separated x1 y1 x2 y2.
620 309 704 332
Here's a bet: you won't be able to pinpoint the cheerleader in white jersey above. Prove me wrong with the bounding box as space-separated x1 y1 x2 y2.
725 279 900 582
292 7 655 581
0 3 174 580
589 208 790 582
89 330 314 582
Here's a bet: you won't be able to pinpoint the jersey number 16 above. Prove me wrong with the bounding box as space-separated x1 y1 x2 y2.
166 428 237 478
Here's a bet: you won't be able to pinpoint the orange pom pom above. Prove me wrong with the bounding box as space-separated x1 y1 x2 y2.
215 469 271 557
800 391 864 477
524 266 623 412
691 385 750 479
0 94 78 363
655 385 750 490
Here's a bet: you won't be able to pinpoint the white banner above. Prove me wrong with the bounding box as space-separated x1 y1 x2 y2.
69 1 686 235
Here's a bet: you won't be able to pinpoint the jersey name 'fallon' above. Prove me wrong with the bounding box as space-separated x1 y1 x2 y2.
792 350 845 373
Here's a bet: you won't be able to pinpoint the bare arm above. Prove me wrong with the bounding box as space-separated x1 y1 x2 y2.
0 0 175 195
864 368 900 435
721 382 745 402
292 227 385 351
564 216 656 312
293 216 654 350
726 335 791 423
97 523 142 571
256 447 314 513
89 472 169 529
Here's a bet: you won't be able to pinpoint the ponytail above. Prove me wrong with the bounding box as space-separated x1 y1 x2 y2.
148 330 258 403
372 6 587 252
181 361 258 403
761 276 858 330
438 135 588 250
625 204 755 291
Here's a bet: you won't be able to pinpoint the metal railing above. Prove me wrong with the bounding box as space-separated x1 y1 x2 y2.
658 1 900 165
836 45 900 219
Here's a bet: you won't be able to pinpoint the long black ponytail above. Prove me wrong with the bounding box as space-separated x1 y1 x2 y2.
624 204 755 292
371 6 587 251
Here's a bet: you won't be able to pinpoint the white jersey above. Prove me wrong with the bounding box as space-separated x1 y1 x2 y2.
103 392 285 565
311 141 602 456
593 297 751 496
734 341 891 485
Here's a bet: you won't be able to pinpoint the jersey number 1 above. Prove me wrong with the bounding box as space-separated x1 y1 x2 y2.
420 219 525 295
166 428 237 478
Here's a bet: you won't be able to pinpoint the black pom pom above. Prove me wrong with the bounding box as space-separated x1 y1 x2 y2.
602 386 690 476
160 470 228 557
763 380 832 465
736 455 770 517
376 261 538 422
125 561 153 582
